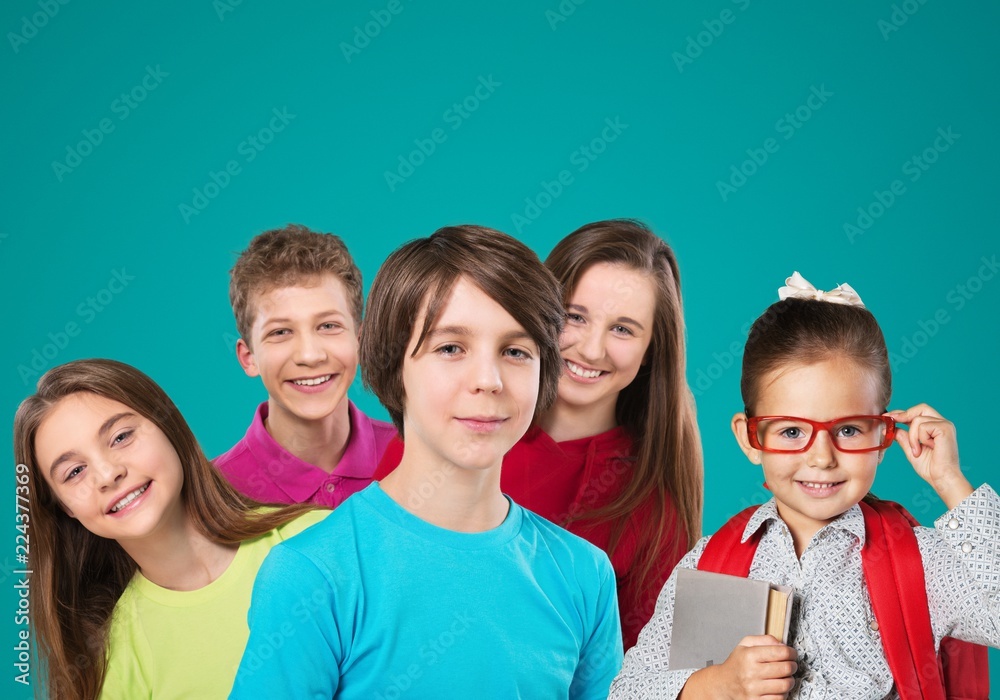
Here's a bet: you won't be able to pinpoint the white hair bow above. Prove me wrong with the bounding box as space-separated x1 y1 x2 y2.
778 271 865 307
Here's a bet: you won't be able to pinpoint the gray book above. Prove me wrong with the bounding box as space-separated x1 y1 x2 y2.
668 568 794 670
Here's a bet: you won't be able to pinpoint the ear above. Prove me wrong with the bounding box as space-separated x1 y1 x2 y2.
236 338 260 378
731 412 762 465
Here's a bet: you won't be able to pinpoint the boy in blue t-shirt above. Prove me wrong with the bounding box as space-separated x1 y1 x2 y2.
230 225 623 699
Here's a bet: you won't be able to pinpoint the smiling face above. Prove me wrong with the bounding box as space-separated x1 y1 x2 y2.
399 276 540 473
34 392 186 544
555 262 656 427
237 273 359 427
732 356 885 547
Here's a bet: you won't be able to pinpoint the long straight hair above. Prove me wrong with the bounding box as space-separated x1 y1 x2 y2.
545 220 704 591
13 359 313 700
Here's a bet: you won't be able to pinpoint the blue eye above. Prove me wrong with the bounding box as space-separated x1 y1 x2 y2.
504 347 532 360
611 325 634 336
437 344 461 355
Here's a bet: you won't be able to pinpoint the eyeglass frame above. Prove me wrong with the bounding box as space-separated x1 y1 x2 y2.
745 414 896 454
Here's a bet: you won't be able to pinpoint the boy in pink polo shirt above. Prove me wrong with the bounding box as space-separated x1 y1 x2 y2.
214 224 395 507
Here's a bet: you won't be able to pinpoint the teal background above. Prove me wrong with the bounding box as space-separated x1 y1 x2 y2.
3 1 997 695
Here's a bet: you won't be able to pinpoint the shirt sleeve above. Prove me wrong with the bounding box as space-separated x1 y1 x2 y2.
570 557 625 700
608 538 709 700
919 483 1000 647
228 545 343 699
98 595 152 700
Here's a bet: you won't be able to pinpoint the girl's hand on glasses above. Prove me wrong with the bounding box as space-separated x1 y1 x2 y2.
887 404 972 509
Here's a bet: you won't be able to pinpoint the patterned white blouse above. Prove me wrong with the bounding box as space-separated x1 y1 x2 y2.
609 485 1000 699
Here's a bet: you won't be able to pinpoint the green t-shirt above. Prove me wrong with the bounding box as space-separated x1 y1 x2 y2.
99 510 328 699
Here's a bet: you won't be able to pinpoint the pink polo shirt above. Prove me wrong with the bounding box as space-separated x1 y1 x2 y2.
213 401 396 508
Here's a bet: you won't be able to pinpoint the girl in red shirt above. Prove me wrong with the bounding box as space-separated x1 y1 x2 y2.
500 219 703 650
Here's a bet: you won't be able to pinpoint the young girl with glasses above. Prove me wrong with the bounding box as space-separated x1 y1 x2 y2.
610 272 999 699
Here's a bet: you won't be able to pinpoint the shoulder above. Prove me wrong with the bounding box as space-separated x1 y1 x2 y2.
273 509 331 541
518 506 614 576
261 492 374 562
212 437 251 475
212 404 265 474
103 598 151 697
104 582 151 681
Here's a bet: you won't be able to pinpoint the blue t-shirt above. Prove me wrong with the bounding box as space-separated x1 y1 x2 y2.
230 483 623 699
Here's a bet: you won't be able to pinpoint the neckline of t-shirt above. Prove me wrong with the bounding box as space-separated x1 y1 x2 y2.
362 482 524 550
128 536 256 607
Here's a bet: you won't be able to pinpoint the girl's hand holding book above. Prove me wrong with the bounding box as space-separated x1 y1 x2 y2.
680 635 797 700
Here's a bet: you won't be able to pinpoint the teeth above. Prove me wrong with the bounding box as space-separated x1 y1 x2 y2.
111 484 148 513
293 375 331 386
802 481 837 489
566 361 602 379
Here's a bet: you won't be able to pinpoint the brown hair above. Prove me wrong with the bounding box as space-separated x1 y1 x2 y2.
360 225 564 434
229 224 364 346
741 296 892 414
545 219 704 591
13 359 313 700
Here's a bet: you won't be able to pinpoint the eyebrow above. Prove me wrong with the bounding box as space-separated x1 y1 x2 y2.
260 310 348 326
426 326 535 344
566 304 646 331
48 412 136 477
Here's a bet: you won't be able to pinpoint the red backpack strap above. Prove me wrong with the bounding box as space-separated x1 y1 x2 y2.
862 500 990 700
697 506 762 577
860 500 946 700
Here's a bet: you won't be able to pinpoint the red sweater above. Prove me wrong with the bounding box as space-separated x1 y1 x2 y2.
372 426 688 650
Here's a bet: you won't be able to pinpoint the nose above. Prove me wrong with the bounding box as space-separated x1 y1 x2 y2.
806 429 837 469
576 325 606 363
471 355 503 394
94 457 127 491
293 332 327 366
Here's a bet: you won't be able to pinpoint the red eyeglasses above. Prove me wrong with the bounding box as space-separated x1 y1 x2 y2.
746 415 896 454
